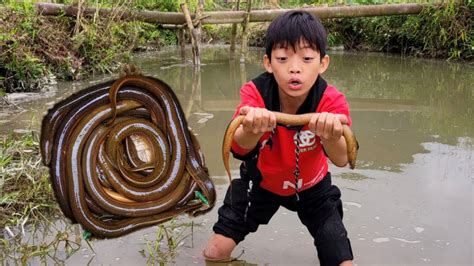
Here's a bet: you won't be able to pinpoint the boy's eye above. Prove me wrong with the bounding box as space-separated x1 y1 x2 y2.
276 57 287 62
303 57 314 61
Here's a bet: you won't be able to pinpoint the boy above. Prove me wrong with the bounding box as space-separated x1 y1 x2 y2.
204 10 354 266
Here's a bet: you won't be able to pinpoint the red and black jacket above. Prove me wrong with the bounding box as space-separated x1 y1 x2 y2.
231 72 352 196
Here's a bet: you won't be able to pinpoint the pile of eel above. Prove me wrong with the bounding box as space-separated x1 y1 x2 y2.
40 74 216 238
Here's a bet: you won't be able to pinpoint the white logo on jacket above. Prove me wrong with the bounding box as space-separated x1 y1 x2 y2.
283 179 303 190
294 130 316 148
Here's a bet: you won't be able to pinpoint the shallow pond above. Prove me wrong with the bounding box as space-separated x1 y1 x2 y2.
1 46 473 265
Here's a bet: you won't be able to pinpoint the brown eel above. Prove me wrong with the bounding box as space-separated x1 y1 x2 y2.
222 113 359 183
40 74 215 238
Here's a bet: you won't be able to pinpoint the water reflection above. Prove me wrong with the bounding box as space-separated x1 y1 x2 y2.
126 47 473 174
1 46 472 173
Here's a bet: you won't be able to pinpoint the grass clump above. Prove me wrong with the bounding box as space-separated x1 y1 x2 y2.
140 219 195 265
0 130 58 228
0 130 84 264
0 3 52 92
1 223 82 264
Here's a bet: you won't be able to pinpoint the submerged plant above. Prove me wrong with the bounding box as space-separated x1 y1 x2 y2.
140 219 195 265
1 221 82 264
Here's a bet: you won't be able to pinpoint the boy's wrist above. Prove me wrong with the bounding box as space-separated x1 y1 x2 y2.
321 136 349 167
234 127 265 149
321 135 345 148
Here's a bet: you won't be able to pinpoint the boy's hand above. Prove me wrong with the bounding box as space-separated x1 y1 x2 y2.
239 106 277 134
308 112 348 142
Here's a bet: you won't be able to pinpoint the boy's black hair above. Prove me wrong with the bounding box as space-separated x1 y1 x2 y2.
265 10 327 60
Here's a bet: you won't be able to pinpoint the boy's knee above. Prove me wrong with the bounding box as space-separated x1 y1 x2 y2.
203 234 237 261
315 213 353 265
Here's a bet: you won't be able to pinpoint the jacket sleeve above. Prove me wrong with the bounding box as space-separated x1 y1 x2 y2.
317 85 352 127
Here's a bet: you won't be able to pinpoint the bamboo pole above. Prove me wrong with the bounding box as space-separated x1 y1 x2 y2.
73 0 83 36
240 0 252 63
193 0 203 105
229 0 241 58
194 0 204 64
180 3 200 65
34 3 430 24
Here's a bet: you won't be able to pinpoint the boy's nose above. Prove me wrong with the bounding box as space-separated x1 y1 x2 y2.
290 69 301 74
289 60 301 74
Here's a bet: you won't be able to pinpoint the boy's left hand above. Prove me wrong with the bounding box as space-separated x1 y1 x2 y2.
308 112 348 142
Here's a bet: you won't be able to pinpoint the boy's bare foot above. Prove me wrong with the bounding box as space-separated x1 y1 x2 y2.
203 234 237 261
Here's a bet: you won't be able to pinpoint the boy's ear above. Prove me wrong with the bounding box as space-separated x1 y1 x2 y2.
263 55 272 73
319 55 330 74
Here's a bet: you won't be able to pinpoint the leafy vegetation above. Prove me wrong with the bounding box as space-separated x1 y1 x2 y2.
325 1 473 60
0 3 50 92
0 1 167 92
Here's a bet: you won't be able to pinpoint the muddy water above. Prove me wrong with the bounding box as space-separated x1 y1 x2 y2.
1 46 472 265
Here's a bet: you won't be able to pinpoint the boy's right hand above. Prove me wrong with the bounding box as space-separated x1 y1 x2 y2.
239 106 277 134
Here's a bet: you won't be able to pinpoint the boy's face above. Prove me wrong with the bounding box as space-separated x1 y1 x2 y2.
263 39 329 102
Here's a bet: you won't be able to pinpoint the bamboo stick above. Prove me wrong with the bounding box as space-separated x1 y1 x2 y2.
180 3 200 65
34 3 429 25
194 0 204 65
229 0 241 57
240 0 252 63
73 0 83 36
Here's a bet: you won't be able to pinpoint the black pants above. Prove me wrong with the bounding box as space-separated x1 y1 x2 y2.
213 172 353 266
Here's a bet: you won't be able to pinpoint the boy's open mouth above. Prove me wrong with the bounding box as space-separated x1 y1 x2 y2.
288 78 302 90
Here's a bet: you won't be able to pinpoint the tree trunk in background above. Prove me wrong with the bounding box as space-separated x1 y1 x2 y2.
229 0 240 58
240 0 252 63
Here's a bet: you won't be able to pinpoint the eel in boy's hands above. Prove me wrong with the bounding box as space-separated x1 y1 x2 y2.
222 112 359 183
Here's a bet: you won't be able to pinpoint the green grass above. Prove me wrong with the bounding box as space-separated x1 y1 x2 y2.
0 130 83 263
0 130 58 228
140 219 196 265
